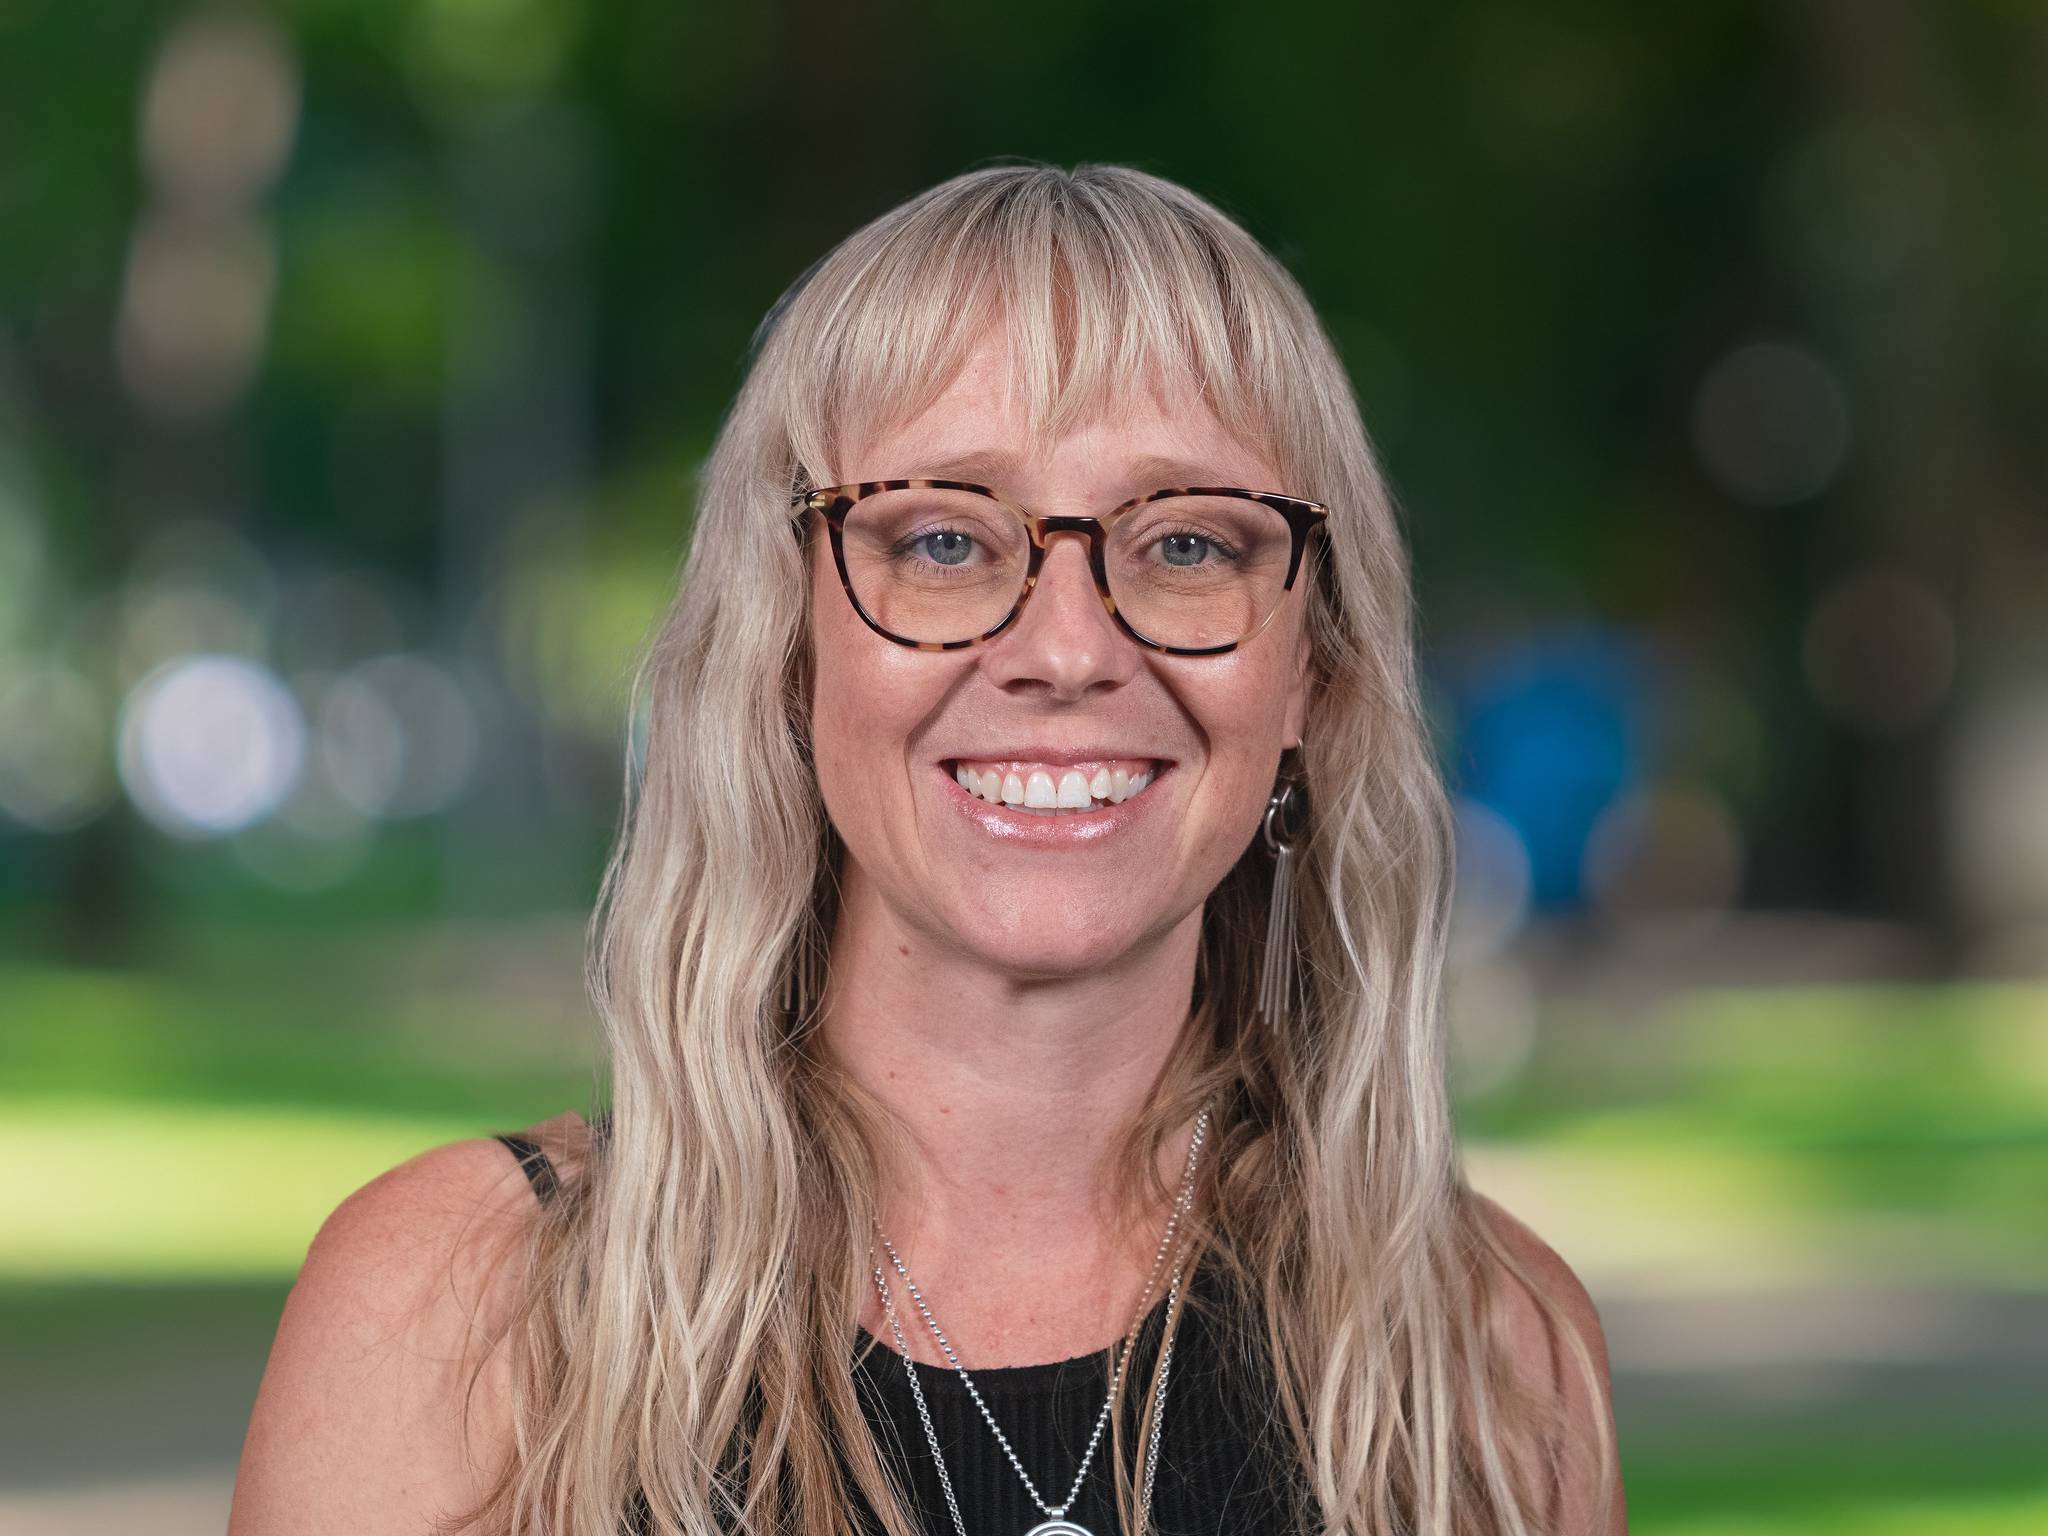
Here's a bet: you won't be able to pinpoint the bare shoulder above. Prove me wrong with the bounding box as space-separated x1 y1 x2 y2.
228 1112 587 1534
1467 1189 1611 1381
1466 1188 1628 1534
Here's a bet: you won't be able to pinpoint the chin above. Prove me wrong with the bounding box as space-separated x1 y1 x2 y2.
961 905 1175 979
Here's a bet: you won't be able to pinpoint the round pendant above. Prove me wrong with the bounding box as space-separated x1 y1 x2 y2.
1024 1523 1092 1536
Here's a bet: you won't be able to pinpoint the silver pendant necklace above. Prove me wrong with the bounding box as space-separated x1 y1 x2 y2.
868 1105 1210 1536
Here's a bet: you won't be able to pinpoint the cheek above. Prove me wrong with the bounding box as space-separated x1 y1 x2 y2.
1201 653 1300 758
807 564 863 821
807 584 931 831
1182 659 1298 849
808 620 872 813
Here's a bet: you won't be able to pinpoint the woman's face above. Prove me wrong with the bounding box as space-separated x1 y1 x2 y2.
808 327 1312 979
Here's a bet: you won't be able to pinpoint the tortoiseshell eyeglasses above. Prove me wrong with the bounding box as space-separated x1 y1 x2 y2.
793 479 1329 657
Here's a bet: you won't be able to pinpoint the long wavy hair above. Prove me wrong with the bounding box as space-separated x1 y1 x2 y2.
446 161 1616 1536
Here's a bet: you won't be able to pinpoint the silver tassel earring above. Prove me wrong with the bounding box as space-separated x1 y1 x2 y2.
783 949 802 1025
783 919 822 1030
1256 768 1306 1029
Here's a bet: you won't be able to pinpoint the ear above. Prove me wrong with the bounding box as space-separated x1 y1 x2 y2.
1281 606 1312 752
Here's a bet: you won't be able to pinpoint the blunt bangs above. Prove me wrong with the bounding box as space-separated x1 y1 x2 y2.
771 166 1329 497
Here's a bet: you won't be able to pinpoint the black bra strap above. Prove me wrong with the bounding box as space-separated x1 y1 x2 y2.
495 1111 614 1204
493 1132 561 1204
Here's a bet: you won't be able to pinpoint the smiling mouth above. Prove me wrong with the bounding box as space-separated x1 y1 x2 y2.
943 759 1167 815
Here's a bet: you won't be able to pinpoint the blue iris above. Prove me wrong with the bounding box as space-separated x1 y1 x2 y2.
917 530 974 566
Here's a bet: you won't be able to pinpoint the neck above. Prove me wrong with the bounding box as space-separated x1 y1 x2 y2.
818 868 1208 1361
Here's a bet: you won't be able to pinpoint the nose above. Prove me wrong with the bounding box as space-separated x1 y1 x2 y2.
981 530 1141 700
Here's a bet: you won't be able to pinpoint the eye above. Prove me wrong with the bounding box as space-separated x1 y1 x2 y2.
908 528 977 567
1152 526 1240 567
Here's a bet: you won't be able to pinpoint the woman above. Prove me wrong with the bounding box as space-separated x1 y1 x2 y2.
231 162 1623 1535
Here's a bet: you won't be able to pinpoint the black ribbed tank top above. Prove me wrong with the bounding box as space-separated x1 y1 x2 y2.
495 1120 1316 1535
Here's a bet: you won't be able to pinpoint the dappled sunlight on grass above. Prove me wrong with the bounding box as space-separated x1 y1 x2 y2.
0 1097 485 1280
0 944 594 1120
1472 1122 2048 1290
1647 1488 2048 1536
1456 979 2048 1291
1463 1139 1856 1291
6 963 2041 1295
1657 981 2048 1142
5 935 2041 1533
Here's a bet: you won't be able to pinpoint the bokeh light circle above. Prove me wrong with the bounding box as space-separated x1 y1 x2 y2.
117 653 306 837
1692 340 1852 506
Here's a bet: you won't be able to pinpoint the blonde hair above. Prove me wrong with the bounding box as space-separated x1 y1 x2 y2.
448 160 1617 1536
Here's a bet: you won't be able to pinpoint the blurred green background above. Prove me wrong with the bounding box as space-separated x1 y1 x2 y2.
2 1 2045 1531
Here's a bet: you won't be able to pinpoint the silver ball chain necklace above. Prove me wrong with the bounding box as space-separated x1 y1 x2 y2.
867 1105 1210 1536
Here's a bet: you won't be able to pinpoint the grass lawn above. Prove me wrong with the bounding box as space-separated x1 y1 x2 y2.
4 936 2043 1529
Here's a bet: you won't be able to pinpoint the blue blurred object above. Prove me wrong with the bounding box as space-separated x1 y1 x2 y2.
1440 624 1646 908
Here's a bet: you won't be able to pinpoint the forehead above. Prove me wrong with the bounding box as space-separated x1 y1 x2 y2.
834 324 1284 492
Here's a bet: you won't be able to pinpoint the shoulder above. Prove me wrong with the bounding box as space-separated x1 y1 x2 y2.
1464 1188 1628 1534
228 1112 588 1533
1466 1189 1610 1382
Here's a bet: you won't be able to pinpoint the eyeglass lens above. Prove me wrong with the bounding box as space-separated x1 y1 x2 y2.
838 488 1298 649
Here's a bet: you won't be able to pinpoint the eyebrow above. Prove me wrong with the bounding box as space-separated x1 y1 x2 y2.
899 448 1257 494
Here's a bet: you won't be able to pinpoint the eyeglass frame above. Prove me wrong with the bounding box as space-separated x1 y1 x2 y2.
792 478 1330 657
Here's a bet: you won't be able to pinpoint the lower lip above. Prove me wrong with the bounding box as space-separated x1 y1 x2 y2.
935 762 1173 846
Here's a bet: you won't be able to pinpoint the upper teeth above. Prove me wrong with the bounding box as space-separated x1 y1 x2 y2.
950 759 1157 809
